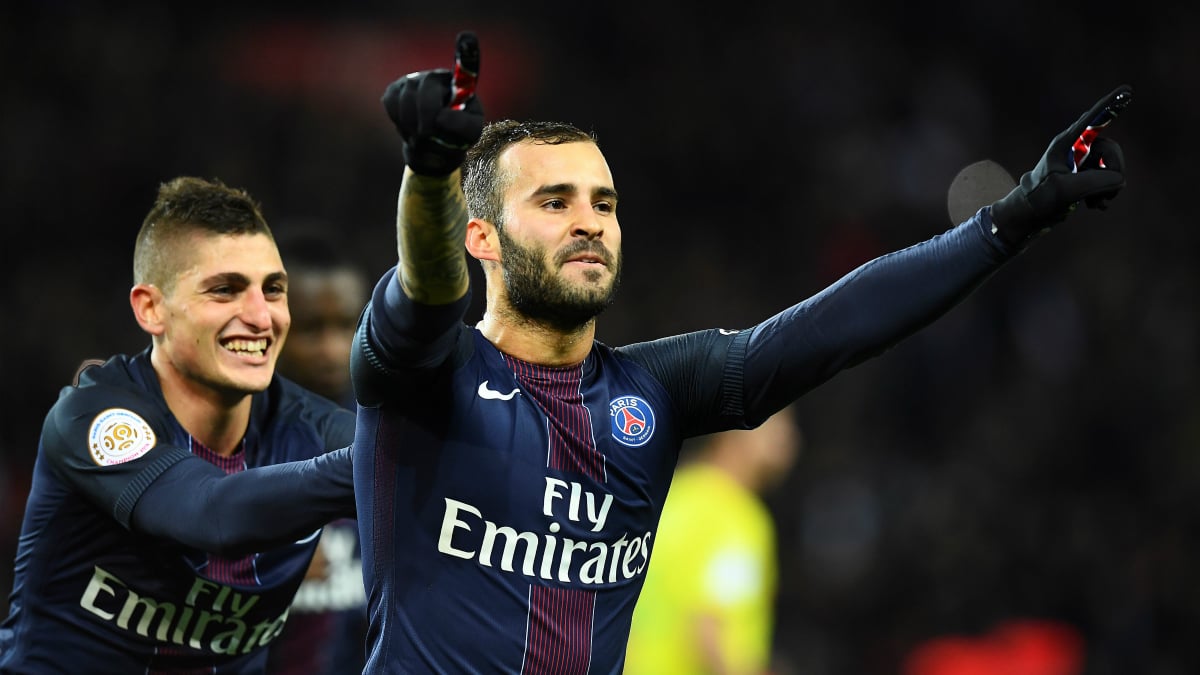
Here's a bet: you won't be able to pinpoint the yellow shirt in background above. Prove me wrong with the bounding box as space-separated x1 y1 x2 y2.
625 463 777 674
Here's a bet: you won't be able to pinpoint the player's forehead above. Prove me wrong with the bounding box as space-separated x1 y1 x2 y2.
499 140 614 199
172 231 284 286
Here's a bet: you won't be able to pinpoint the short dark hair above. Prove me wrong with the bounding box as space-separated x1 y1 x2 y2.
133 176 273 291
462 120 597 227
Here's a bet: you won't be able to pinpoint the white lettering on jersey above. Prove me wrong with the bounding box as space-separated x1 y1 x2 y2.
542 477 612 532
78 566 287 655
437 482 651 585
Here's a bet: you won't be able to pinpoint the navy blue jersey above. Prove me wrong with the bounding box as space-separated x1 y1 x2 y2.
0 348 355 674
351 211 1012 673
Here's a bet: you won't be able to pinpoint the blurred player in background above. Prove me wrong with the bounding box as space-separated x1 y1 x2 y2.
625 407 803 675
0 177 356 673
269 231 370 674
274 231 369 410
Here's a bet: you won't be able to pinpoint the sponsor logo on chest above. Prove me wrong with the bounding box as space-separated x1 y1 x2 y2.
437 477 653 586
78 566 288 655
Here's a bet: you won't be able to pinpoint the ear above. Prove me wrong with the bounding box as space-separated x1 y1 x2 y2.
130 284 167 336
465 218 500 263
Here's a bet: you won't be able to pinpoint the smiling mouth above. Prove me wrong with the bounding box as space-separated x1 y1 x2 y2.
221 338 269 358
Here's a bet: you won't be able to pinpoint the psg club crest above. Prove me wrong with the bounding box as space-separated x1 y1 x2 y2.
609 395 655 447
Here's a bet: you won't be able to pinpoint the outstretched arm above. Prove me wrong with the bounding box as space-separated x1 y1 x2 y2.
740 85 1133 420
617 213 1011 435
130 447 354 557
622 86 1134 433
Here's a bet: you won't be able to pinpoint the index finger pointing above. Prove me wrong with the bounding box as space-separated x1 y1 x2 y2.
450 31 480 110
455 31 480 77
1065 84 1133 142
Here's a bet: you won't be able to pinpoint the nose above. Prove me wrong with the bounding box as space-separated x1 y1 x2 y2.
240 289 274 331
571 213 604 240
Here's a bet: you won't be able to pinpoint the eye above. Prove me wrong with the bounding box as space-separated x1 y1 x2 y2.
209 285 235 297
264 283 287 299
542 198 567 210
594 201 615 214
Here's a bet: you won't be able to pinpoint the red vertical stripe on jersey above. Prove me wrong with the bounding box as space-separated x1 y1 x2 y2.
189 438 259 586
523 585 596 675
505 355 601 673
147 434 252 673
504 356 604 480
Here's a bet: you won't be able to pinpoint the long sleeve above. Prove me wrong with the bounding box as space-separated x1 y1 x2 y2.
739 207 1014 420
130 446 355 556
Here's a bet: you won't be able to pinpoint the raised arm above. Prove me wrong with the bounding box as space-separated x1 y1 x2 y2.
380 31 485 305
352 34 486 404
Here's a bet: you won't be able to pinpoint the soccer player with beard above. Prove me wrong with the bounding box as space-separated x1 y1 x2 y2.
351 33 1130 673
0 177 356 673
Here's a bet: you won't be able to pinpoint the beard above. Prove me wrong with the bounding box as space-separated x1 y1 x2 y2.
497 228 622 332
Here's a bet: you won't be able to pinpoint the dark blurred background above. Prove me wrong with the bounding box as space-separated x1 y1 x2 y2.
2 1 1196 673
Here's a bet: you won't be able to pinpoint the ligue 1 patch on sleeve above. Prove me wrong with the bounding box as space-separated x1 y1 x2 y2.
609 395 655 447
88 408 157 466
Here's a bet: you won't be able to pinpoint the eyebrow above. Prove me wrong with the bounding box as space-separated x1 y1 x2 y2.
531 183 619 203
199 271 288 288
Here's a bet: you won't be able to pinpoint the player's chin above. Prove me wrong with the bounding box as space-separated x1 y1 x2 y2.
562 264 611 286
221 360 278 393
224 373 274 395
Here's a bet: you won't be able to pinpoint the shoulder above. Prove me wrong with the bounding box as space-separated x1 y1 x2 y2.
72 352 143 389
259 375 355 449
267 375 351 417
610 328 739 365
43 354 170 464
51 354 162 423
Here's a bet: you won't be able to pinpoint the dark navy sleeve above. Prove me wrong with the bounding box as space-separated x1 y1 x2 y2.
41 382 195 527
737 208 1012 421
351 265 474 405
130 447 355 556
619 209 1014 433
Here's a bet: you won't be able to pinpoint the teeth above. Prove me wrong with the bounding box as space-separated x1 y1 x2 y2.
224 339 268 355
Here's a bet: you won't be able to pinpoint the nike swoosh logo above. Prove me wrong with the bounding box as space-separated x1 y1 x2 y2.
718 328 739 335
477 380 519 401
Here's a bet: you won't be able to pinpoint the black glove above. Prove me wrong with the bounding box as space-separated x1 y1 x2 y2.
990 85 1131 247
381 33 484 176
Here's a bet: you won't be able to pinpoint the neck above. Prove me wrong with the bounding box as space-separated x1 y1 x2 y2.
151 349 252 457
476 306 596 366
